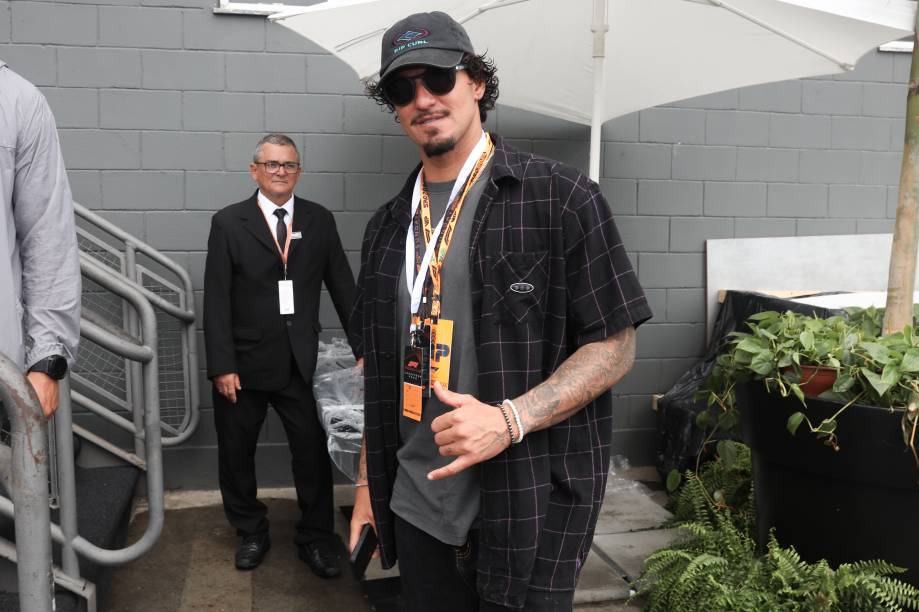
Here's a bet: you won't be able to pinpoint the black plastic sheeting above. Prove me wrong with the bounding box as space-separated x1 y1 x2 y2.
655 290 844 478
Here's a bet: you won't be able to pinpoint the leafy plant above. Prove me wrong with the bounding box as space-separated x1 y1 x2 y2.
845 304 919 339
634 485 919 611
666 440 755 537
697 309 919 458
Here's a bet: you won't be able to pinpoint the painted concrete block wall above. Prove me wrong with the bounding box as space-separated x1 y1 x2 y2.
0 0 908 482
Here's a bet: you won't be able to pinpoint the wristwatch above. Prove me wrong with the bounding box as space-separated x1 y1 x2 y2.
28 355 68 380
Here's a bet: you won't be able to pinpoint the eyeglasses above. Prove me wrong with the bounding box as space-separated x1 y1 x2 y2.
254 161 300 173
382 64 467 107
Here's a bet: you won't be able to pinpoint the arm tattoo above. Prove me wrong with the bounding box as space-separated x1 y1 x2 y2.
514 325 636 433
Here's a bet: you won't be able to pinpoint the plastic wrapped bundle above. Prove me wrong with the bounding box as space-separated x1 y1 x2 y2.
312 339 363 482
314 337 357 377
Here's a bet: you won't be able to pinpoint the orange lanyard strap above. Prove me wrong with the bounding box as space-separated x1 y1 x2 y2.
411 136 494 323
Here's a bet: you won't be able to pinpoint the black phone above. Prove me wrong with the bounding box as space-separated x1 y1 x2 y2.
349 523 378 580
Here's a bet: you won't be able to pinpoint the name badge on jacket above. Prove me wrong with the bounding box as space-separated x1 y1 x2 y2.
278 280 294 315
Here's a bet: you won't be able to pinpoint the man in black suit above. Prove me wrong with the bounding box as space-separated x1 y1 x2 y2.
204 133 359 577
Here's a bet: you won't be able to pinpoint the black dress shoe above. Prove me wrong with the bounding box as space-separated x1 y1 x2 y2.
298 541 341 578
235 532 271 570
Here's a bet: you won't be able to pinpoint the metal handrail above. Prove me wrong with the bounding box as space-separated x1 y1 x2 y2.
0 353 54 612
0 257 165 566
77 255 199 448
74 204 196 323
79 312 154 364
0 205 199 610
76 256 154 466
74 203 200 447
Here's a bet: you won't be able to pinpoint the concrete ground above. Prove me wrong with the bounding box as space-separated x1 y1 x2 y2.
106 467 672 611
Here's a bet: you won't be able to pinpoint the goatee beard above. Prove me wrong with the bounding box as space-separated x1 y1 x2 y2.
424 138 457 157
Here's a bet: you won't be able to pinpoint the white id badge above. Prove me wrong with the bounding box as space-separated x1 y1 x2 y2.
278 280 295 315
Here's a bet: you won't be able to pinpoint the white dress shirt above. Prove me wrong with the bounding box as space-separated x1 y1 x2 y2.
256 191 294 244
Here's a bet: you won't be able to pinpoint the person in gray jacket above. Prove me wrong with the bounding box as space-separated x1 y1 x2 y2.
0 60 80 416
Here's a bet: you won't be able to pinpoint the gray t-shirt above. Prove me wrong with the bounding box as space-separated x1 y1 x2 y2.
390 161 491 546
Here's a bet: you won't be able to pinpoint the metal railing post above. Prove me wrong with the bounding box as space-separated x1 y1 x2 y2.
0 353 53 612
46 416 59 509
54 376 80 578
124 243 146 461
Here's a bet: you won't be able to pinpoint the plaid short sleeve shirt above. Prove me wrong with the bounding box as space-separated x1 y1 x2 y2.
350 134 652 609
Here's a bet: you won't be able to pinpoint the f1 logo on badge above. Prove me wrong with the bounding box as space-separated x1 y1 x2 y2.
434 344 450 361
406 359 420 369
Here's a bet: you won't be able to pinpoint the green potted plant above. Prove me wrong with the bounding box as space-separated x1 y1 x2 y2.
698 306 919 584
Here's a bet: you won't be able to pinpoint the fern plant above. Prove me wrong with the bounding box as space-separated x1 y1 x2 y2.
636 466 919 611
666 440 755 538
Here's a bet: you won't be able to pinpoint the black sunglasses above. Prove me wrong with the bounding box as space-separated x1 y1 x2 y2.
382 64 467 107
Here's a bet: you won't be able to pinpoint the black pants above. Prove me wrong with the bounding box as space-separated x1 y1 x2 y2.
393 515 575 612
213 368 333 546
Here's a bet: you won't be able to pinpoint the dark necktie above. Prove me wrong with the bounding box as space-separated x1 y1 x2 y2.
273 208 288 249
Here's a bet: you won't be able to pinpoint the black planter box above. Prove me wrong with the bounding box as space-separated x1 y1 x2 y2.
739 382 919 584
656 289 841 477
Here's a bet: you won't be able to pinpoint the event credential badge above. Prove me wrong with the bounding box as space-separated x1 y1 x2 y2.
402 346 425 421
429 318 453 390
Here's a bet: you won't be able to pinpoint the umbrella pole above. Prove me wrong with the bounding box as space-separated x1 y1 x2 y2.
589 0 608 182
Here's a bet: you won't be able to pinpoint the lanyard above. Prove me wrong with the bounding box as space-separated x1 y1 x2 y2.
404 132 493 327
263 210 293 279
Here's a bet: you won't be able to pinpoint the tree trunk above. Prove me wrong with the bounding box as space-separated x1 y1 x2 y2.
883 14 919 336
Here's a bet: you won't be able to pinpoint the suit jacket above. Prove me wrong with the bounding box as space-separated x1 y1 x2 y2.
204 191 359 391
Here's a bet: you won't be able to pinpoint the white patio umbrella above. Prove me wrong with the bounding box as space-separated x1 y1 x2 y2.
271 0 914 180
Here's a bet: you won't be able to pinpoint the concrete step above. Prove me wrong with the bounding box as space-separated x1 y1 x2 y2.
0 464 140 612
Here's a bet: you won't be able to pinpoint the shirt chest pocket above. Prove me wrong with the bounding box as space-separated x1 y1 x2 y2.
485 251 549 325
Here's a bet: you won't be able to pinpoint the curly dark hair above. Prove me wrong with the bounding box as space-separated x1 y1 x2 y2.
365 53 499 122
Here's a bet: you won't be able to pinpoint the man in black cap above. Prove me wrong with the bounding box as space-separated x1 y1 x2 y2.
348 11 652 611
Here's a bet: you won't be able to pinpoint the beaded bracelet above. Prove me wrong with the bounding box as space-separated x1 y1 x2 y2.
497 403 515 445
503 398 525 444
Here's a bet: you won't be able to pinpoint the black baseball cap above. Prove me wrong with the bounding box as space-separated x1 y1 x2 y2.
379 11 475 80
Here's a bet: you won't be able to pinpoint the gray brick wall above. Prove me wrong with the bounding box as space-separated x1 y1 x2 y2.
2 2 908 473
